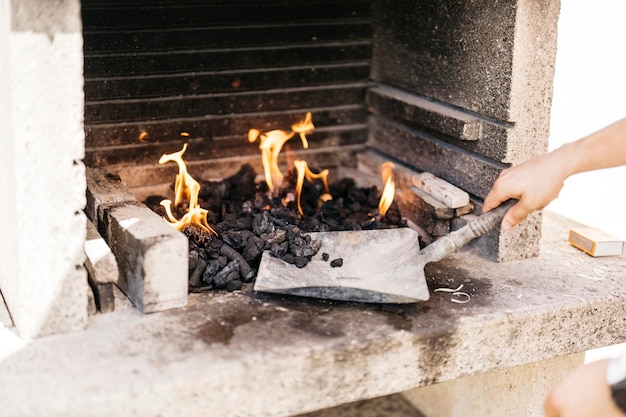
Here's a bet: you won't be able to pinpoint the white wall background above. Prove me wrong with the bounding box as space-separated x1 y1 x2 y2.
548 0 626 241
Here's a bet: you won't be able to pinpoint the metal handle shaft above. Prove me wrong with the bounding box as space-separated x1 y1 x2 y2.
420 199 517 263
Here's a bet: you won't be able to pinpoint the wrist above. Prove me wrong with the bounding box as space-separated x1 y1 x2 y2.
607 355 626 413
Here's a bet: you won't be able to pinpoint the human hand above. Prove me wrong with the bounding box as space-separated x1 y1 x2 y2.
483 151 569 230
544 359 626 417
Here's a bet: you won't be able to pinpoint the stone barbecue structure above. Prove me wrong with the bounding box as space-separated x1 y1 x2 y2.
2 1 626 416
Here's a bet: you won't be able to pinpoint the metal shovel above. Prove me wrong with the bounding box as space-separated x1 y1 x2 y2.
254 199 516 303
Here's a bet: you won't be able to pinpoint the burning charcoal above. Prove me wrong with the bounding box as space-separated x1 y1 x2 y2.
143 195 167 212
253 211 275 235
322 252 330 261
222 230 255 249
270 241 289 258
202 260 220 286
227 279 243 292
270 207 299 225
330 258 344 268
294 256 309 268
213 260 240 288
241 200 255 215
253 193 273 211
242 236 264 263
189 258 208 287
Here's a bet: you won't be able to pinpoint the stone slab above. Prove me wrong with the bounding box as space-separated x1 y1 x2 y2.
0 212 625 416
105 203 188 313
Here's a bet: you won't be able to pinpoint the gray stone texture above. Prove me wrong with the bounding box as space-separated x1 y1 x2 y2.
85 167 139 229
368 0 560 261
0 0 87 338
105 203 188 313
85 167 188 313
0 212 624 416
404 353 584 417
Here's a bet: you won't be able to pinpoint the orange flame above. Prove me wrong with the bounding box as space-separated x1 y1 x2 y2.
248 112 314 193
378 162 396 217
293 160 330 216
158 144 217 235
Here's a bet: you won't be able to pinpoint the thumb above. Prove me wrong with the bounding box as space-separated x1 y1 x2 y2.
501 201 530 230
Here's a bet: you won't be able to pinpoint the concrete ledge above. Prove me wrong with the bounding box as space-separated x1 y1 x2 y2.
0 211 625 416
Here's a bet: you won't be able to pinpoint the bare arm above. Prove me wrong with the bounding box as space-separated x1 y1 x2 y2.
483 117 626 230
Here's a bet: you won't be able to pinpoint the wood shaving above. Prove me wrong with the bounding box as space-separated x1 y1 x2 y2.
450 292 471 304
435 285 471 303
434 284 464 293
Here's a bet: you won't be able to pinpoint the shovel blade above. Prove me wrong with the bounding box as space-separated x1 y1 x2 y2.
254 228 429 303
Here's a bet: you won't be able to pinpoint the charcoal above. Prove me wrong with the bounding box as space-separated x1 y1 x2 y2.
330 258 344 267
264 229 286 245
294 256 309 268
242 236 264 263
253 211 275 235
213 260 240 288
222 229 255 249
271 207 299 225
189 258 207 287
270 241 289 258
149 162 408 296
290 237 321 258
282 253 296 264
202 255 228 283
253 193 272 210
219 244 254 282
188 250 201 272
227 279 244 292
216 216 253 233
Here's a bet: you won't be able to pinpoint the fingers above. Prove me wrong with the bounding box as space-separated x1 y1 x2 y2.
501 200 532 231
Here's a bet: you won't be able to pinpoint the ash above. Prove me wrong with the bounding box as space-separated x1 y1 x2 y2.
145 163 406 293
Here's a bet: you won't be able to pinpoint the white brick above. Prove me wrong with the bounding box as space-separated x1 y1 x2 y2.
106 204 188 313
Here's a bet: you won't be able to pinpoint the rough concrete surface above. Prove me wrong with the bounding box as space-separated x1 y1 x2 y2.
0 0 87 339
0 212 625 417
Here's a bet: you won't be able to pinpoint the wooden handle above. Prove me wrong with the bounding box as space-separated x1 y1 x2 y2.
420 199 518 263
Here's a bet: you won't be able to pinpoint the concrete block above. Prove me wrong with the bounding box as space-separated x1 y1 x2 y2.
367 84 483 141
368 116 503 199
85 167 138 229
85 219 120 314
0 0 87 338
370 0 559 163
105 203 188 313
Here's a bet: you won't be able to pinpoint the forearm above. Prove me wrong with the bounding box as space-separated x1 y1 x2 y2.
555 117 626 177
